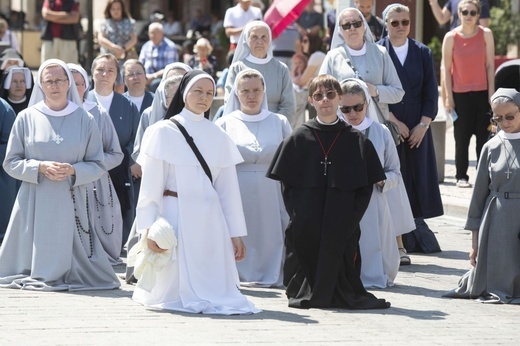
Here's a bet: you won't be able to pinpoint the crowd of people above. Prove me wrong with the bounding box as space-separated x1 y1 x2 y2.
0 0 518 315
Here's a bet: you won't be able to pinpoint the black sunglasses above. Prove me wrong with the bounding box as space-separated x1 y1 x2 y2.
340 20 363 31
312 91 337 101
340 103 365 114
492 108 520 123
390 19 410 27
460 10 478 17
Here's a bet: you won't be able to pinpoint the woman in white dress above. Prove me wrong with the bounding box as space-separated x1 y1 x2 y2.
68 63 124 265
216 69 291 287
0 59 120 291
133 70 259 314
339 78 414 288
224 20 295 125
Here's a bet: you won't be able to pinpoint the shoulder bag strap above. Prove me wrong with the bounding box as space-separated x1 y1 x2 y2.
170 118 213 183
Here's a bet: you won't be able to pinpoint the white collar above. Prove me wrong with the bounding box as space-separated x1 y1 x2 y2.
346 42 367 56
180 108 205 121
8 95 26 104
34 100 79 117
347 116 372 132
316 116 340 125
83 99 98 112
230 109 271 122
246 53 271 65
498 130 520 140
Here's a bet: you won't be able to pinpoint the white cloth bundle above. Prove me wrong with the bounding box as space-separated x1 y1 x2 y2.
127 217 177 292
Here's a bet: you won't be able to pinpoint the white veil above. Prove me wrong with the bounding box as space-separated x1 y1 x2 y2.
329 7 375 51
231 20 273 65
338 77 378 128
67 63 98 112
222 68 269 119
28 59 82 107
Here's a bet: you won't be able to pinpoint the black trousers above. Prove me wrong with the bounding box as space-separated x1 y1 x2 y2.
453 90 490 181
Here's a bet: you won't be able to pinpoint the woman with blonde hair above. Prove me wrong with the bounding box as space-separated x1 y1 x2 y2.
188 37 218 79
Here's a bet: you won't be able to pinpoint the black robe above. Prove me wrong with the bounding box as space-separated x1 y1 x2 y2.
267 118 390 309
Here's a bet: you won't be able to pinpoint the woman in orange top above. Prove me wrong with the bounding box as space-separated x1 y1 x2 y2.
442 0 494 188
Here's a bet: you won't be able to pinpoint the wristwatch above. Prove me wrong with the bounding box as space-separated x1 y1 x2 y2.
419 121 429 129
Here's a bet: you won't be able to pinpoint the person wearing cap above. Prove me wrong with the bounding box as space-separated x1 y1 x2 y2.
443 88 520 304
0 59 120 291
223 0 263 51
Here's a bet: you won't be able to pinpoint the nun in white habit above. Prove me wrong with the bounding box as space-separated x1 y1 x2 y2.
0 59 120 291
133 70 259 314
224 20 296 125
68 63 124 265
216 69 291 287
339 78 414 288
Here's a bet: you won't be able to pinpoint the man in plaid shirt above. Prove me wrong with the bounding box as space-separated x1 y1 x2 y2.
138 22 179 92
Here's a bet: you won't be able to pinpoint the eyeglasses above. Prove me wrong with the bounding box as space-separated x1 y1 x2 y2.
126 72 144 78
492 108 520 123
340 103 365 114
42 79 68 87
461 10 478 17
389 19 410 27
312 90 337 101
340 20 363 31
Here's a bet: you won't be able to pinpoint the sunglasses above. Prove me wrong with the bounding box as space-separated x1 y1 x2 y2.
340 20 363 31
312 91 337 101
340 103 365 114
492 109 520 123
460 10 478 17
389 19 410 27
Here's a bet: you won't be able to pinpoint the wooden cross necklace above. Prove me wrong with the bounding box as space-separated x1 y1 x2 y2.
313 129 343 176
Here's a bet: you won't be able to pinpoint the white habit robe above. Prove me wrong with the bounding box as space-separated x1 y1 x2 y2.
0 102 121 291
216 110 291 287
133 109 259 314
86 104 124 264
357 120 414 288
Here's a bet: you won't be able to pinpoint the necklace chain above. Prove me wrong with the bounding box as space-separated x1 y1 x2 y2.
51 116 67 145
499 135 518 179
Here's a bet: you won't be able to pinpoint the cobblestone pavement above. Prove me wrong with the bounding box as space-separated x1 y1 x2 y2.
1 215 519 345
2 109 518 345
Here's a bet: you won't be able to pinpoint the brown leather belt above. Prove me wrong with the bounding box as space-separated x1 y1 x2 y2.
163 190 178 197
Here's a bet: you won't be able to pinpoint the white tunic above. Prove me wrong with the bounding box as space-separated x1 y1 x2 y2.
216 110 291 287
359 122 414 288
133 109 259 314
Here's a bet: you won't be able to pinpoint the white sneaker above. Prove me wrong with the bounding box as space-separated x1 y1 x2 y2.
456 179 471 188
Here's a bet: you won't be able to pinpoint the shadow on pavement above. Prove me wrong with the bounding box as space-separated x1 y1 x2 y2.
331 306 448 320
399 263 468 276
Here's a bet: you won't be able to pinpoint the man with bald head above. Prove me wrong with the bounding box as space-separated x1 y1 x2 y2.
138 22 179 92
354 0 384 41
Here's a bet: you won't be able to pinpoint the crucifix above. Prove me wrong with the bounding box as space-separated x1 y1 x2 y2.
321 157 331 176
52 134 64 144
506 167 512 179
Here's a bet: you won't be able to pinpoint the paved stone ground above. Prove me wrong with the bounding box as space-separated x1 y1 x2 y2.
2 108 519 345
1 216 519 345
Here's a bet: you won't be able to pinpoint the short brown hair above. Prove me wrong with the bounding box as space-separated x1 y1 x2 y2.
308 74 342 98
